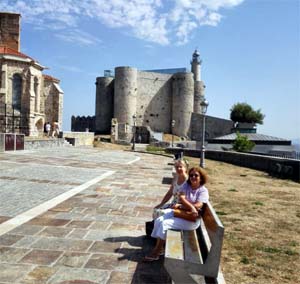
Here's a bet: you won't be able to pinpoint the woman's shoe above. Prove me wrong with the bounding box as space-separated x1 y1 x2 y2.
143 255 160 262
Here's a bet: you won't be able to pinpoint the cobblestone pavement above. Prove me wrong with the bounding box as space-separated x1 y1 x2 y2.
0 147 173 283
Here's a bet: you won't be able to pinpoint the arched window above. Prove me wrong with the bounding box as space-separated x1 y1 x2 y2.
12 74 22 110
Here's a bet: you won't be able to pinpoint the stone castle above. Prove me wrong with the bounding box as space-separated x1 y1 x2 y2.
95 50 206 139
88 50 233 144
0 12 63 136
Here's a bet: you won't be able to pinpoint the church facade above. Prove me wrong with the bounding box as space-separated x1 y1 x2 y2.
0 12 63 136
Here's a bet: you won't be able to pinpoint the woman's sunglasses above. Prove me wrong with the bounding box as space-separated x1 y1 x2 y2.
189 173 200 178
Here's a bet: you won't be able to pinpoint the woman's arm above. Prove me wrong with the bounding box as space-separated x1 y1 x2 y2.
154 185 174 208
193 201 204 211
178 194 198 213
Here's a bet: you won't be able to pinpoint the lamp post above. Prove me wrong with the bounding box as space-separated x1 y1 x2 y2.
171 119 176 147
200 99 209 168
132 114 137 151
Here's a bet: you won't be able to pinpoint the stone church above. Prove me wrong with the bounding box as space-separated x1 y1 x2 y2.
0 12 63 136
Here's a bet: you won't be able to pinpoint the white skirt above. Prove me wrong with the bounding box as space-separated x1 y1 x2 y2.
151 208 201 240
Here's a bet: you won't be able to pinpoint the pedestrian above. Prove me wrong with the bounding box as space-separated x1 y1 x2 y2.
52 121 60 137
45 122 51 137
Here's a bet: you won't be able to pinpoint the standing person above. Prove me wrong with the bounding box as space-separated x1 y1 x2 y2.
45 122 51 137
144 166 209 261
152 159 188 219
52 121 60 137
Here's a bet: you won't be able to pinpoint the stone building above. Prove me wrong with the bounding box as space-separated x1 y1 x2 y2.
94 50 232 143
0 12 63 136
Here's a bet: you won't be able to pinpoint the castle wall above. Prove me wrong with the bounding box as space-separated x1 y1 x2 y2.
95 76 114 133
191 113 233 141
137 71 172 132
172 72 194 137
71 115 95 132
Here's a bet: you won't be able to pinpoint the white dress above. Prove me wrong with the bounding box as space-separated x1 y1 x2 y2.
151 184 209 240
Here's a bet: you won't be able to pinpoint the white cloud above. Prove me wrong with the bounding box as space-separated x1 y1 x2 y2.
55 29 103 46
0 0 244 45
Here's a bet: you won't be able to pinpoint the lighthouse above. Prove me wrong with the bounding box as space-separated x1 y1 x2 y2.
191 49 206 114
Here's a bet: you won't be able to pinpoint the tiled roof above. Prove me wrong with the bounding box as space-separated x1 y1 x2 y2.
43 74 60 83
0 45 34 60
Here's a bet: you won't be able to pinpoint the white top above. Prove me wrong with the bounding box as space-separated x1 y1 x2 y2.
181 183 209 203
171 176 186 205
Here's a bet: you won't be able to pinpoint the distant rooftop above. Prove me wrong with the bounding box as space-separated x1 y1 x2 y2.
144 68 187 74
103 67 187 78
208 133 291 145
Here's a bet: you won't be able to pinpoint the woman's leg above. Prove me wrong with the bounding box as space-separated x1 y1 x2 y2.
152 238 165 255
144 238 165 261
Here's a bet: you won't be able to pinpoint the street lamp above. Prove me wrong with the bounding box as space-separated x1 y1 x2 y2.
200 99 209 168
132 114 137 151
171 119 176 147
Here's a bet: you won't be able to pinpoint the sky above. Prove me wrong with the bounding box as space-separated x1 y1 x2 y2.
1 0 299 140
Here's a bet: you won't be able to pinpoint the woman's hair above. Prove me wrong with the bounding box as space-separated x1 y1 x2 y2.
174 159 189 170
187 166 208 186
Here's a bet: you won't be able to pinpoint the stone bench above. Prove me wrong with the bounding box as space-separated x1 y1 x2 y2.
164 201 225 284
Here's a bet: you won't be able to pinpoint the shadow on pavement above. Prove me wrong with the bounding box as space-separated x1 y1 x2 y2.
104 235 171 284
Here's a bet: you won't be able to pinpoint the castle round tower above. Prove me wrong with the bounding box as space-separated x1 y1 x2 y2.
172 72 194 137
114 67 137 125
95 76 114 133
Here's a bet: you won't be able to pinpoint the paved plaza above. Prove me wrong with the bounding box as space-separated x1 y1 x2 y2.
0 147 173 283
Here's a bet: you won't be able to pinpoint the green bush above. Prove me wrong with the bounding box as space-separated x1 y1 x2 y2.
230 102 265 124
232 132 255 152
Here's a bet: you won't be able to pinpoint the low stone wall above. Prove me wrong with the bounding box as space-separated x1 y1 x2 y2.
166 148 300 182
61 131 94 146
25 138 66 150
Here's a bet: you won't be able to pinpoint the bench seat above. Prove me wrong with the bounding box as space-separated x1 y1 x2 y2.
164 201 225 284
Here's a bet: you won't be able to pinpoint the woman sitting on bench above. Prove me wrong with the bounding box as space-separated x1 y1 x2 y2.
144 166 209 262
152 159 188 219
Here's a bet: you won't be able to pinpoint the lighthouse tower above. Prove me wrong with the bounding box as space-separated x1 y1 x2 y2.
191 49 205 114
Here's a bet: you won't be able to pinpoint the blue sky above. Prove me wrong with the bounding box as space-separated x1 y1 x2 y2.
1 0 299 140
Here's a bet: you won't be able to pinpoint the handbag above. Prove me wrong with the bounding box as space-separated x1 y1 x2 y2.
173 209 198 222
145 220 154 238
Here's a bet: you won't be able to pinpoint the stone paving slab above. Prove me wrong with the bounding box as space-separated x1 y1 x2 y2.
0 147 173 283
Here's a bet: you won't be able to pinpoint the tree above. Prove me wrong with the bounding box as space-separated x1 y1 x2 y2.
230 102 265 124
232 132 255 152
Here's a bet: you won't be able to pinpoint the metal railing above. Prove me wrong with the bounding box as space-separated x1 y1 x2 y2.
0 104 29 134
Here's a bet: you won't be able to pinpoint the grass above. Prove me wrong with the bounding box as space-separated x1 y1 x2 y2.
145 145 166 153
184 156 300 284
228 188 238 192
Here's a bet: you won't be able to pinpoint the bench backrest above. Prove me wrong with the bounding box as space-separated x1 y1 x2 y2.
198 201 224 275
